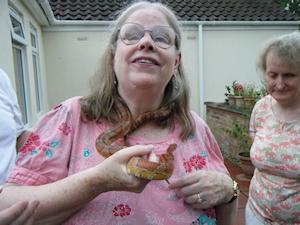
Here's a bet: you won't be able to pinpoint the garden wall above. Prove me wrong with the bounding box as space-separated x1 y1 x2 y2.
205 102 250 160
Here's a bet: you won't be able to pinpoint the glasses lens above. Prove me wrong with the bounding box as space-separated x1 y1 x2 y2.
119 23 176 49
151 26 175 49
120 23 144 45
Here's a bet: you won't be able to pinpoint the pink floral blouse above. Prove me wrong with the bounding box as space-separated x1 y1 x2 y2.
7 97 228 225
248 95 300 224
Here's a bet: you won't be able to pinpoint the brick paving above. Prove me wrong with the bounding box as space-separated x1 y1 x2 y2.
225 159 251 225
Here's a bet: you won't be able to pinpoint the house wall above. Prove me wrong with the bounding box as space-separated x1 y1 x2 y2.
203 26 298 110
42 27 200 112
42 28 111 108
0 0 15 81
43 24 298 118
0 0 48 126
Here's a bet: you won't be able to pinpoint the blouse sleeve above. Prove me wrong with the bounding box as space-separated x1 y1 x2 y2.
249 100 260 134
0 69 24 136
203 124 229 174
7 79 24 137
6 100 76 186
191 112 229 174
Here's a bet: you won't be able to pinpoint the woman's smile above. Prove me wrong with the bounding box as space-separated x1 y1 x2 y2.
131 56 160 71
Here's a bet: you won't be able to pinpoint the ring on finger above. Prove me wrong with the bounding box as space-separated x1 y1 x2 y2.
196 193 203 203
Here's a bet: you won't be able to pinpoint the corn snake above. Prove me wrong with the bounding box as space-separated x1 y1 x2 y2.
95 102 176 180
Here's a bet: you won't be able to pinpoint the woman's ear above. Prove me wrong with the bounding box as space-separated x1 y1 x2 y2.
174 52 181 71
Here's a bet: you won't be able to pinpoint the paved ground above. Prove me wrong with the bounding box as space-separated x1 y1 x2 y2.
224 159 251 225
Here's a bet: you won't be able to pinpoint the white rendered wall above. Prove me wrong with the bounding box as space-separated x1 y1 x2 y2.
203 26 298 108
42 25 299 117
43 28 111 108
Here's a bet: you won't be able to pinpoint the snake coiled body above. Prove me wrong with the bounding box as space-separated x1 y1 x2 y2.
95 103 176 180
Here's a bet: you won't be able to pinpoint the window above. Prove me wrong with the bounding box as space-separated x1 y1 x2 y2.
9 6 29 125
31 25 42 113
9 7 26 45
12 45 28 124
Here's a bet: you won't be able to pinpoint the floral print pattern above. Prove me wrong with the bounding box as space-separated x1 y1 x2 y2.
19 132 61 158
59 122 72 136
183 153 206 173
248 95 300 224
112 204 131 217
19 133 55 156
191 209 216 225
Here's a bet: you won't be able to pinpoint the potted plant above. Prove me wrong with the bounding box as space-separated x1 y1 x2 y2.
243 84 257 110
232 81 244 108
225 84 235 106
225 123 254 178
225 80 244 107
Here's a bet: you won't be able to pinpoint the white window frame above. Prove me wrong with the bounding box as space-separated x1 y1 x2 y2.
9 4 30 126
30 24 43 114
12 44 30 126
9 7 26 45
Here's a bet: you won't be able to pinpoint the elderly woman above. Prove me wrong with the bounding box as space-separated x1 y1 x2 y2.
0 1 238 224
246 32 300 224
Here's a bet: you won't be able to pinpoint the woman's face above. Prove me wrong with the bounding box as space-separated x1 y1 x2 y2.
113 8 180 97
265 50 300 106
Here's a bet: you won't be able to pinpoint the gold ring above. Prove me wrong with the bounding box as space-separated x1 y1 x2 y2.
196 193 203 203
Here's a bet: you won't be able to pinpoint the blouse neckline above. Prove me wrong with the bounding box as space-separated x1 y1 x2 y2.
269 95 300 124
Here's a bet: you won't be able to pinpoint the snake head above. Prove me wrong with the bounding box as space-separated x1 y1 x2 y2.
158 143 177 174
163 143 177 161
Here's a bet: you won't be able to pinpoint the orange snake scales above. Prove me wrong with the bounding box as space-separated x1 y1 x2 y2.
95 103 176 180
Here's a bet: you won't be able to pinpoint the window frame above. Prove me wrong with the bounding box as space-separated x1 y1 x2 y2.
12 44 30 126
9 7 26 45
30 24 43 114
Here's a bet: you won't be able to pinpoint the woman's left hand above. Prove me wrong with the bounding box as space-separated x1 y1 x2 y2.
169 171 233 209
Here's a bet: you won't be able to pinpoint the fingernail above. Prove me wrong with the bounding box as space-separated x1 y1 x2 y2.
21 201 29 209
32 200 40 208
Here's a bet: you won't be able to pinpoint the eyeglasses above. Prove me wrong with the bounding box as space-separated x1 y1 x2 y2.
119 22 176 49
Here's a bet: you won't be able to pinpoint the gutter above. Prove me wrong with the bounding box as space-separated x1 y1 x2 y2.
41 19 300 27
37 0 57 24
21 0 49 25
181 20 300 26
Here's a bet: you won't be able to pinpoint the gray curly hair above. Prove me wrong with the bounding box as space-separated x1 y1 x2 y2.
257 31 300 74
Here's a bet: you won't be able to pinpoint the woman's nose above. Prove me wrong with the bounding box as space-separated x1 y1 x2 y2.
138 33 155 51
275 75 285 89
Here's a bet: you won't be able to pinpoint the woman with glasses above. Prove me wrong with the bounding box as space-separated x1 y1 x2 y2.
0 1 237 224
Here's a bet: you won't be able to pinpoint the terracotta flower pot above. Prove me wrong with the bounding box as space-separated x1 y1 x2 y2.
244 96 255 110
234 96 244 108
227 95 236 106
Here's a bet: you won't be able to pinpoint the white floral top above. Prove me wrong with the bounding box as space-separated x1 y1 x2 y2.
248 95 300 224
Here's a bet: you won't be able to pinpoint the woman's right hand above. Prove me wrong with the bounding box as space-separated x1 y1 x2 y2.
0 145 153 225
97 145 154 193
0 188 39 225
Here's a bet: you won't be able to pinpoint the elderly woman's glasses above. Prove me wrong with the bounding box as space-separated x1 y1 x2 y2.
119 23 176 49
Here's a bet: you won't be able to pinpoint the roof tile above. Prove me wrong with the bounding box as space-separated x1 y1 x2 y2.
47 0 300 21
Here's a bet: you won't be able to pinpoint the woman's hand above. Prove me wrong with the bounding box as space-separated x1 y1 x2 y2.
169 171 233 209
0 189 39 225
0 145 153 225
97 145 154 193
